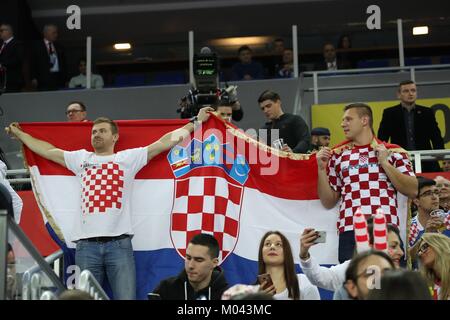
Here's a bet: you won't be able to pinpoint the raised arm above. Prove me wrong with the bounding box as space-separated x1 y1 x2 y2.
5 123 66 167
375 144 418 198
316 147 340 209
146 107 214 162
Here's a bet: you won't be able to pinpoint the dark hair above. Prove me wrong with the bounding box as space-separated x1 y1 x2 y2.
274 38 284 44
337 35 352 49
257 90 281 103
238 45 252 54
93 117 119 135
398 80 415 90
0 24 13 32
189 233 220 259
7 242 13 252
258 231 300 300
367 270 432 300
417 176 436 195
344 103 374 131
345 250 395 282
67 101 87 112
232 292 274 300
365 218 405 261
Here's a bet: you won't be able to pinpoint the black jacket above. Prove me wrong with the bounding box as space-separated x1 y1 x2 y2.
0 38 24 92
153 267 228 300
261 113 311 153
378 104 444 172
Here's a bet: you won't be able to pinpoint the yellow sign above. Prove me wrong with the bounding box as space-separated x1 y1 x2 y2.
312 98 450 149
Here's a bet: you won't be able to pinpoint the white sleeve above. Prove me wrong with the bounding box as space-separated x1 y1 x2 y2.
0 161 23 223
64 150 89 175
118 147 148 175
298 274 321 300
300 256 349 292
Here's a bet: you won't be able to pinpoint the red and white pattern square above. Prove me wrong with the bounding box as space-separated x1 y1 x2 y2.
171 176 243 262
81 162 124 214
328 146 414 233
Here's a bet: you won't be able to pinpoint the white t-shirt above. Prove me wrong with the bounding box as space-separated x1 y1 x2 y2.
64 147 148 241
0 160 23 223
273 274 321 300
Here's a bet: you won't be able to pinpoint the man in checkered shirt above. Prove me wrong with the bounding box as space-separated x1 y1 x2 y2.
316 103 418 263
6 106 213 299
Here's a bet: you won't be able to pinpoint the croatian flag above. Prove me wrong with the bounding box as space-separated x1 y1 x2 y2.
21 115 407 299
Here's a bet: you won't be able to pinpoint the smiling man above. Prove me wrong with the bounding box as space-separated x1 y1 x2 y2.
153 233 228 300
5 107 213 299
316 103 417 262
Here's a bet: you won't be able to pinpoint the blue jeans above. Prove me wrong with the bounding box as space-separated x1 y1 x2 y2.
75 236 136 300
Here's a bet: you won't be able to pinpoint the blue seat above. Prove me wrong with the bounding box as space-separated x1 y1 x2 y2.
405 57 432 66
356 59 390 69
150 72 186 86
114 74 147 87
440 56 450 64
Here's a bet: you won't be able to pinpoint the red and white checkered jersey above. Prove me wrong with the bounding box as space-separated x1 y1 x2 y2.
64 147 148 241
328 144 414 233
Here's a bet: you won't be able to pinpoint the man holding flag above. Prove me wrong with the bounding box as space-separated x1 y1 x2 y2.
5 107 213 299
316 103 418 263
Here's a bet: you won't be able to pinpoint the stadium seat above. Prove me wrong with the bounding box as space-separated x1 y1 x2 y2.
113 74 147 87
405 57 432 66
356 59 390 69
150 71 186 86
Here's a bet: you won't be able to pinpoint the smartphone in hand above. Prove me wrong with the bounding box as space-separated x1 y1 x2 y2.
313 231 327 244
257 273 273 289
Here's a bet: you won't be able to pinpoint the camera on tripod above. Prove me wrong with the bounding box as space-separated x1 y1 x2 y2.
178 47 237 118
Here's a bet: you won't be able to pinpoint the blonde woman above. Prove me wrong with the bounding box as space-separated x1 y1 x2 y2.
417 233 450 300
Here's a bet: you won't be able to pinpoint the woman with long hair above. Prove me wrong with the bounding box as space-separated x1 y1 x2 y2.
257 231 320 300
417 233 450 300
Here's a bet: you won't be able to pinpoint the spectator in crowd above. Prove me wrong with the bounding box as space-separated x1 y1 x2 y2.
30 24 67 91
415 233 450 300
441 160 450 172
336 34 354 69
308 127 331 153
299 219 404 294
59 289 94 300
434 175 450 211
231 45 264 81
153 233 228 300
342 250 395 300
66 101 88 122
0 159 22 223
257 231 320 300
314 43 349 71
409 177 450 250
275 48 294 78
0 24 24 92
367 269 432 300
268 38 285 77
378 80 444 172
6 243 17 300
69 58 104 89
316 103 417 262
258 90 311 153
215 86 244 122
6 107 214 300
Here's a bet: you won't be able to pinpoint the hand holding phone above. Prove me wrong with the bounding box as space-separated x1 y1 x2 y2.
313 231 327 244
257 273 273 290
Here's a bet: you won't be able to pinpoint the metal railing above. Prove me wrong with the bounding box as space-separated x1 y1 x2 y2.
301 64 450 104
78 270 109 300
40 290 57 300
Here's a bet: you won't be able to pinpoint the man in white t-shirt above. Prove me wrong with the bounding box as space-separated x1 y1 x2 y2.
5 107 213 299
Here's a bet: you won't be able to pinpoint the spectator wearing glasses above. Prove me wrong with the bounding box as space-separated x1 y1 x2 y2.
66 101 88 122
409 177 450 250
256 231 320 300
415 233 450 300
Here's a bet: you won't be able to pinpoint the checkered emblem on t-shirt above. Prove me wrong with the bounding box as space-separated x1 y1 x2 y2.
409 217 420 246
81 162 124 214
170 176 243 263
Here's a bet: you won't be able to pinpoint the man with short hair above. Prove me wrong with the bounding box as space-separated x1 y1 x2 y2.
314 43 348 71
231 45 264 81
258 90 310 153
317 103 417 262
69 58 104 89
309 127 331 153
409 176 450 249
378 80 444 172
6 106 214 299
153 233 228 300
31 24 67 91
66 101 88 122
0 23 24 92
